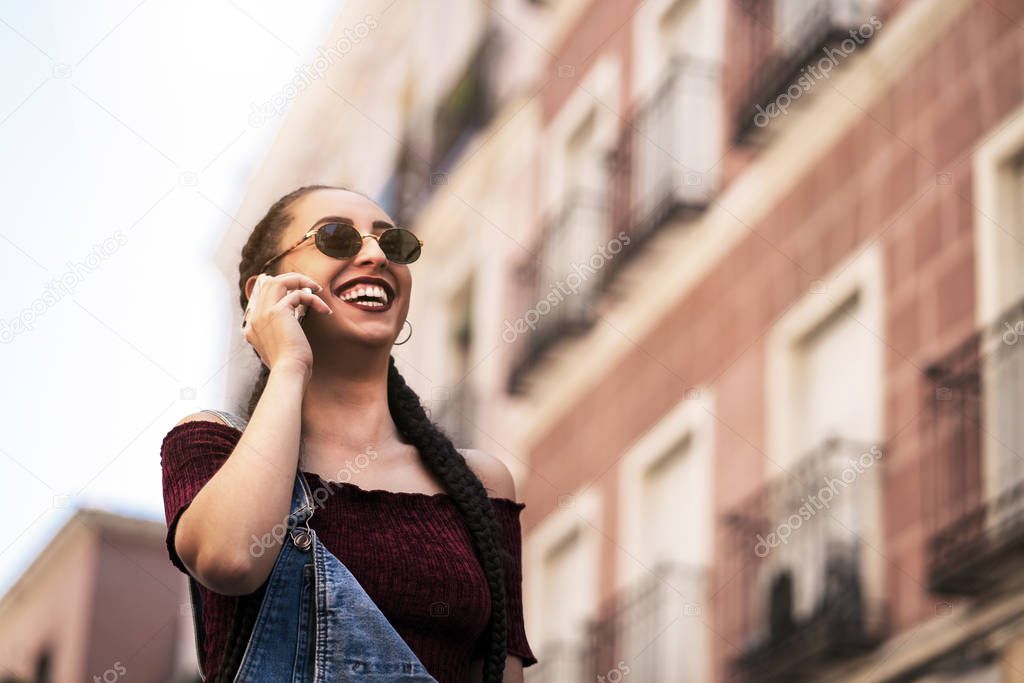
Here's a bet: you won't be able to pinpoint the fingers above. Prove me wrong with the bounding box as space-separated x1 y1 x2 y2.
277 288 333 316
243 272 330 332
262 272 324 298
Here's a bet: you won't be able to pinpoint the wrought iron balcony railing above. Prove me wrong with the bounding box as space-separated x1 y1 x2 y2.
732 0 878 142
507 56 719 392
431 25 501 175
587 561 708 683
506 189 609 394
924 296 1024 595
380 27 503 227
608 55 720 264
722 437 888 681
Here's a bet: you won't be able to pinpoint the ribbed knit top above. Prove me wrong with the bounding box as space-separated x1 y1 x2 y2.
160 420 537 682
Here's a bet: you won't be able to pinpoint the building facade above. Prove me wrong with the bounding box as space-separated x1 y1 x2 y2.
222 0 1024 680
0 509 199 682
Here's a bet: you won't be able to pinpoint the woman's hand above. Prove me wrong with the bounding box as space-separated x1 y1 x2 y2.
242 272 332 374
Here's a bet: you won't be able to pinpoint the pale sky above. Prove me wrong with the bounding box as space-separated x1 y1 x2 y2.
0 0 340 595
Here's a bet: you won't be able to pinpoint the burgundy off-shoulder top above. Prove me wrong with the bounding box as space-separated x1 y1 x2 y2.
160 420 537 682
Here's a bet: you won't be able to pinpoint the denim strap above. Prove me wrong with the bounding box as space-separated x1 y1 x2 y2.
186 408 311 680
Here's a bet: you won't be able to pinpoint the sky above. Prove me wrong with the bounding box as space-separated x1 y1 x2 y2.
0 0 340 595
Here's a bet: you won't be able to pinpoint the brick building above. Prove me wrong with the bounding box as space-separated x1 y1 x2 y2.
224 0 1024 680
0 509 199 682
512 0 1024 681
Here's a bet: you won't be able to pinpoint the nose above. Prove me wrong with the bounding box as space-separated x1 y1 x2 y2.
353 233 389 267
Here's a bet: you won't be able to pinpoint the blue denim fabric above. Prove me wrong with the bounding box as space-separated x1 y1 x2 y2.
190 409 438 682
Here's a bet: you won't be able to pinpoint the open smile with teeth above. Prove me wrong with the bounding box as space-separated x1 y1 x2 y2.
335 284 393 312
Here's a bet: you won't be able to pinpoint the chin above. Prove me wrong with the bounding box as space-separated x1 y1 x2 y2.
335 326 400 347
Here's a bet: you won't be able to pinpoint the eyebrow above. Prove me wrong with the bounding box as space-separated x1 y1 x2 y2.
315 216 395 232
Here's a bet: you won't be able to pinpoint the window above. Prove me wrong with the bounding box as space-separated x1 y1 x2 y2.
622 0 723 244
926 103 1024 595
431 27 500 174
525 488 601 681
973 104 1024 531
615 392 714 681
721 243 889 673
506 58 619 391
539 108 608 330
437 276 476 447
766 245 885 624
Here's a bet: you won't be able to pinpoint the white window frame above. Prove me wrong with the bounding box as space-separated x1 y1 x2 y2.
973 102 1024 516
541 55 620 216
765 241 885 614
523 485 602 658
974 102 1024 325
766 243 884 470
617 388 715 586
615 388 714 683
630 0 724 200
632 0 724 96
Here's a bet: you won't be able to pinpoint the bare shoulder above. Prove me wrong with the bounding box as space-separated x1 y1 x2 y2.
174 411 230 428
459 448 518 502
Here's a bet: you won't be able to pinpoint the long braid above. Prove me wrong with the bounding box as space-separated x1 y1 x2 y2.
386 355 509 682
232 185 509 682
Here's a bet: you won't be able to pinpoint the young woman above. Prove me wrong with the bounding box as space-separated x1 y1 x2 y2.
160 185 536 681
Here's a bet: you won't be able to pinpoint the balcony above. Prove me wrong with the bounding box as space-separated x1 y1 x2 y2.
587 562 708 682
722 437 888 681
431 26 501 176
732 0 878 143
924 297 1024 595
607 55 719 277
379 29 502 227
506 189 609 394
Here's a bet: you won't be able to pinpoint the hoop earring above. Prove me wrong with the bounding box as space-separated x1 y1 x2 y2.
393 319 413 345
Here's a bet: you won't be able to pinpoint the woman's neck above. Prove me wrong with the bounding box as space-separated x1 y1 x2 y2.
297 357 409 474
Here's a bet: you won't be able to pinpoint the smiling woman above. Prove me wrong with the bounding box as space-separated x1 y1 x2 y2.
161 185 536 682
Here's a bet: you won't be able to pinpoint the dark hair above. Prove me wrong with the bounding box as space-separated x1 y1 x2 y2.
233 184 509 682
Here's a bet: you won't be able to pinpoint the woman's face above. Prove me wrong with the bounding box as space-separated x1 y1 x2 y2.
257 188 412 347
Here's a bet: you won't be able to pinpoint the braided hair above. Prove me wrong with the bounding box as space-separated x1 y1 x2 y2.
233 184 510 682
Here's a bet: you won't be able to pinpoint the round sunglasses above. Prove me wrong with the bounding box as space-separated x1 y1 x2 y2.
261 221 423 272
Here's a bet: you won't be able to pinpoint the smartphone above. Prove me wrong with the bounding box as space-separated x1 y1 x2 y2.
294 287 313 322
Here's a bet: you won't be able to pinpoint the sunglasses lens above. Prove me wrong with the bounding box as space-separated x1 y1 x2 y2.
317 223 362 258
379 228 421 264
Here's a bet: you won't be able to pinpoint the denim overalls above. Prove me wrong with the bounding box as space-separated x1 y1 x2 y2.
188 408 438 682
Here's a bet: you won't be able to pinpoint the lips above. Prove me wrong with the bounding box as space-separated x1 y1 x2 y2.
340 298 392 312
332 276 396 313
